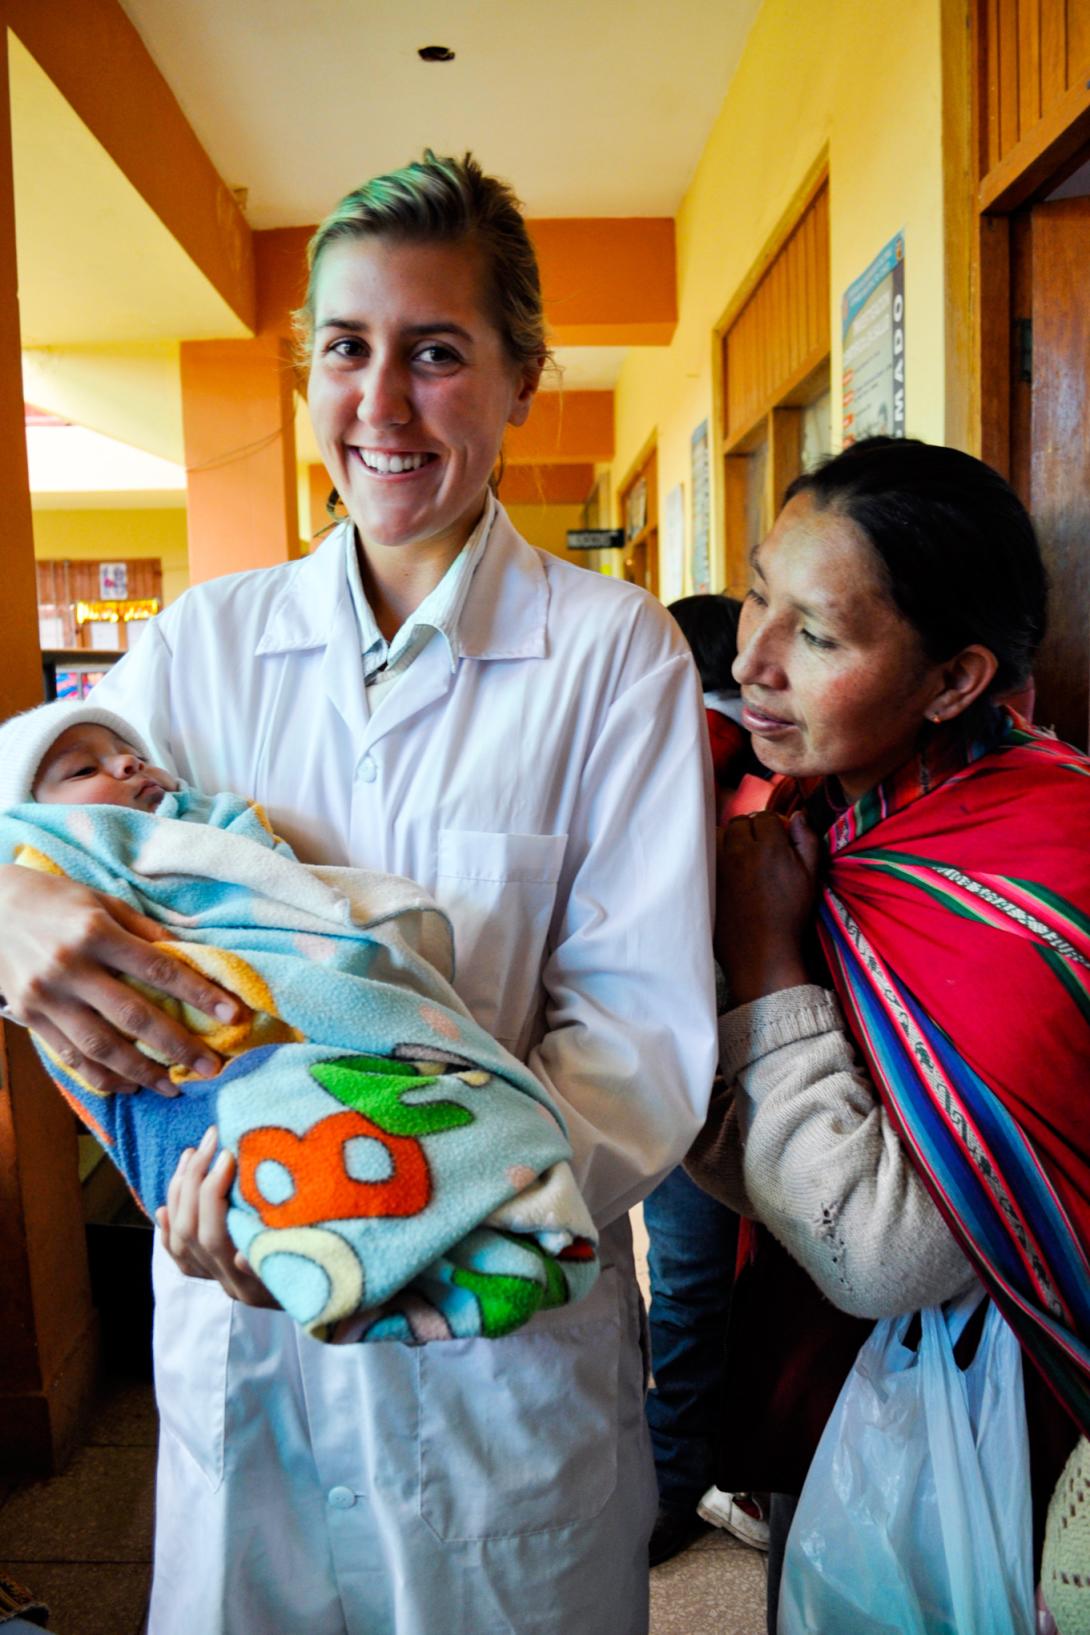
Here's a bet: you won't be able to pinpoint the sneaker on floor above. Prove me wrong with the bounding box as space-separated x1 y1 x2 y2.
696 1487 770 1552
648 1505 713 1567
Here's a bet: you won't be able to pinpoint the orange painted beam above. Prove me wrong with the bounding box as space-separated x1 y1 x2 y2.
255 219 676 348
180 337 299 581
498 463 595 505
256 227 311 338
3 0 255 330
505 391 614 464
531 218 676 346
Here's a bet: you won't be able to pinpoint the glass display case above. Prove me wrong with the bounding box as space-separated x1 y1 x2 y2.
41 647 121 702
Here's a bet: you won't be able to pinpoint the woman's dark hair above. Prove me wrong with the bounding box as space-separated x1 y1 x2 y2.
784 437 1047 695
667 594 743 692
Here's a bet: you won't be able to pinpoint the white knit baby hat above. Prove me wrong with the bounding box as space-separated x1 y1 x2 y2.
0 699 152 810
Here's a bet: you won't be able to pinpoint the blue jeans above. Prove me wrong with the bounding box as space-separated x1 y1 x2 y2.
643 1165 739 1511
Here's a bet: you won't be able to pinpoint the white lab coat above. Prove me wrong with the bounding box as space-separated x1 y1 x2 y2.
95 506 717 1635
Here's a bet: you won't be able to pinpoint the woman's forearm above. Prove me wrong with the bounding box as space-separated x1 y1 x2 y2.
684 1081 752 1214
722 985 976 1317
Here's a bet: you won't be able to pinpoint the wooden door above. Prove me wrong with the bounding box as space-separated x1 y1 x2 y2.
1012 198 1090 748
623 530 659 597
619 447 660 599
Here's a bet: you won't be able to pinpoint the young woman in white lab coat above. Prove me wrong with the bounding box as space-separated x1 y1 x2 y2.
0 153 717 1635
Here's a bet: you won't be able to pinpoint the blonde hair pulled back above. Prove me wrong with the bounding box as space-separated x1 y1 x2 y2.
296 150 549 376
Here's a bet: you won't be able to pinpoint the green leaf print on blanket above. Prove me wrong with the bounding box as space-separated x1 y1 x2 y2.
310 1054 475 1137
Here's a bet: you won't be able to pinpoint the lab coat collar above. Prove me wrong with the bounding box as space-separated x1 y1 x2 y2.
345 490 497 675
254 528 351 656
254 500 548 663
458 502 548 661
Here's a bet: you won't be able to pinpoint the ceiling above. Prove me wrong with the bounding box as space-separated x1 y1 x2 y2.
26 422 185 508
116 0 762 227
22 343 186 464
16 2 761 495
9 34 248 347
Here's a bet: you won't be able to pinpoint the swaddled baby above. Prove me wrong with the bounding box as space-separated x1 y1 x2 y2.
0 701 597 1343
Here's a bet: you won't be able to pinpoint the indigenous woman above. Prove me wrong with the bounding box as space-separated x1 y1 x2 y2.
0 154 717 1635
687 436 1090 1631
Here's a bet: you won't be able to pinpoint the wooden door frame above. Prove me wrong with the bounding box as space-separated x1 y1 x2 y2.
711 155 830 597
617 433 660 599
948 0 1090 470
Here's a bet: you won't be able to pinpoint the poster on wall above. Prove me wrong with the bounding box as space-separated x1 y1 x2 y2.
99 561 128 599
663 483 685 604
690 421 711 594
842 231 905 445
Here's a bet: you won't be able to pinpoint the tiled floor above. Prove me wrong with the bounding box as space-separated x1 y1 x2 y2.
652 1528 768 1635
636 1205 769 1634
0 1207 765 1634
0 1376 155 1635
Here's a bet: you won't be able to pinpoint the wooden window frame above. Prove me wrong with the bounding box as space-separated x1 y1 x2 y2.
713 159 831 596
616 436 660 599
949 0 1090 747
948 0 1090 468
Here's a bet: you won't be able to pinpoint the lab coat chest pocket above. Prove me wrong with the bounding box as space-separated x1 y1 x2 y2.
435 830 567 1048
417 1267 621 1540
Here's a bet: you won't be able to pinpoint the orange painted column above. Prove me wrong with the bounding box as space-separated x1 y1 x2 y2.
180 336 300 583
0 33 98 1474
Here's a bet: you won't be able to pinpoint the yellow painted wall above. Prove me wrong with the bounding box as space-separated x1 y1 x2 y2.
610 0 946 591
505 503 601 571
31 506 189 605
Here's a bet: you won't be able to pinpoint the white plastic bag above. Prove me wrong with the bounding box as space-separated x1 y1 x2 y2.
779 1289 1035 1635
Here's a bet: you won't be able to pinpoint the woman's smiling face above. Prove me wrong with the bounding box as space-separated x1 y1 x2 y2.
306 235 538 558
734 492 948 799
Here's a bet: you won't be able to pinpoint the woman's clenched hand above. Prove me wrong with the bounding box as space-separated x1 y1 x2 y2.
716 810 820 1004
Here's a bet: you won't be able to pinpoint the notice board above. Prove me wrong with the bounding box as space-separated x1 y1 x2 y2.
842 232 905 445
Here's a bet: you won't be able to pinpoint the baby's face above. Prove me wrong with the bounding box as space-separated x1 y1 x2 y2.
34 724 177 811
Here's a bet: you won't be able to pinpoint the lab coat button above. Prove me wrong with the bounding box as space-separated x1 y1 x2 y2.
327 1485 356 1509
359 756 377 783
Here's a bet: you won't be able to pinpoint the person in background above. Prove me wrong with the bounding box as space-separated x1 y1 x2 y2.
645 594 769 1565
0 153 716 1635
687 437 1089 1633
670 595 752 800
